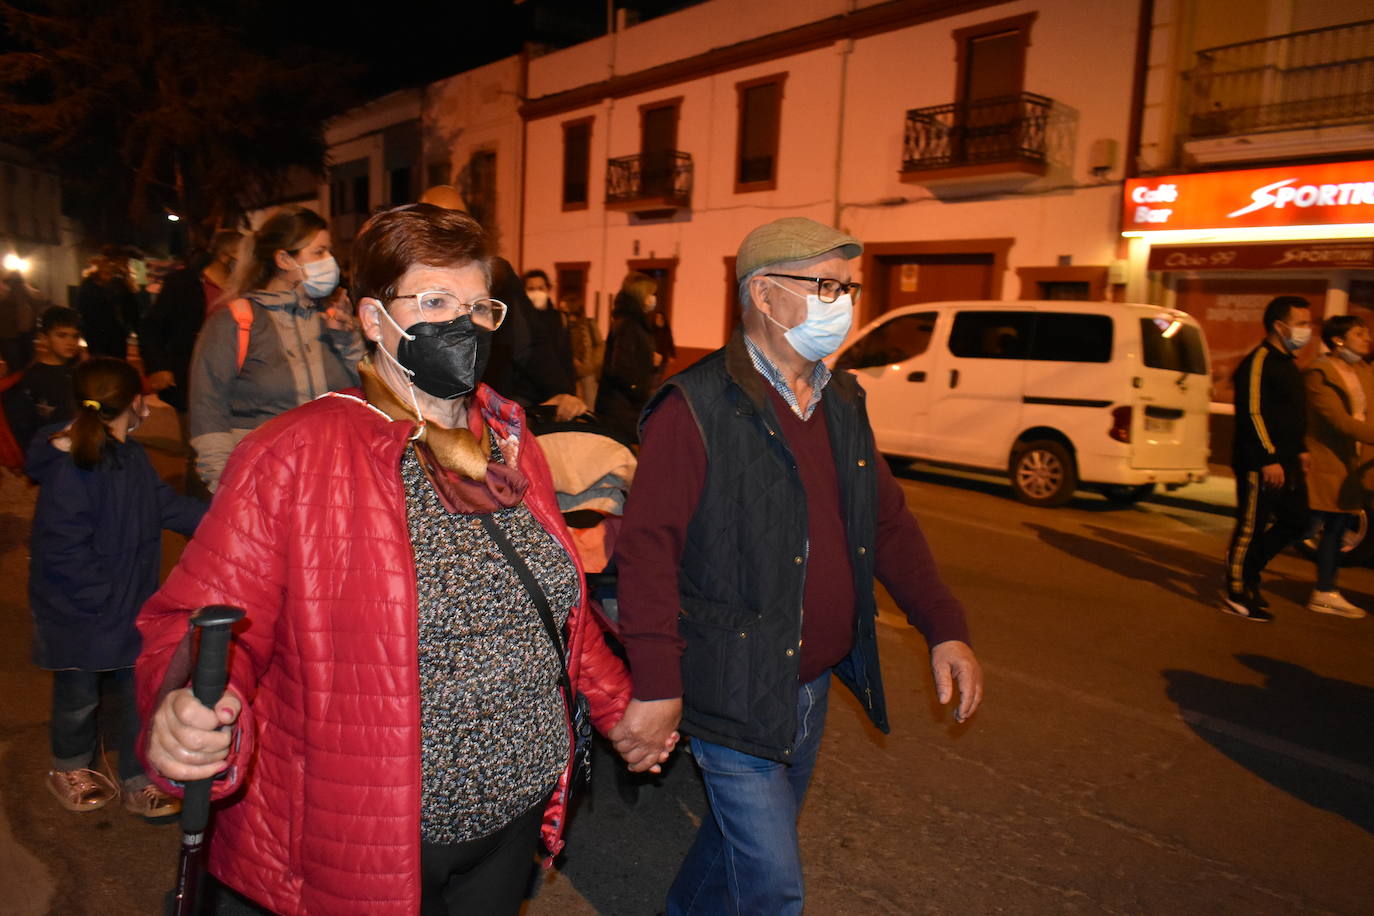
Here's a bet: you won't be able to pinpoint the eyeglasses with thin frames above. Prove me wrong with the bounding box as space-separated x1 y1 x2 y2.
763 273 862 305
390 290 507 330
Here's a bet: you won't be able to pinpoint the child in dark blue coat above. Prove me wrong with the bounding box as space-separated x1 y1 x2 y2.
27 357 207 818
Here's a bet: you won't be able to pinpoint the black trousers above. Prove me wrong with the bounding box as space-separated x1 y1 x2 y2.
1225 464 1309 594
419 795 548 916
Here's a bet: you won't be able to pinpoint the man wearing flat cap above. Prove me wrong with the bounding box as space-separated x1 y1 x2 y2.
610 217 983 913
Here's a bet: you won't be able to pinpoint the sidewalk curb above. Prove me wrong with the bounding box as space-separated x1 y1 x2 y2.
1144 492 1234 517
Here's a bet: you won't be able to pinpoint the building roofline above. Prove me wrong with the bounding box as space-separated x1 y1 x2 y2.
520 0 1008 120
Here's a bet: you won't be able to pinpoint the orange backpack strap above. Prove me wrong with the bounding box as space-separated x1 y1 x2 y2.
227 298 253 373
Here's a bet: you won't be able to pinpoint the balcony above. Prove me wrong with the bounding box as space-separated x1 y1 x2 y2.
605 151 693 215
1181 19 1374 164
900 92 1052 187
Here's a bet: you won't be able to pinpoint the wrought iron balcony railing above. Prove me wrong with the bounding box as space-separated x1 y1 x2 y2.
901 92 1051 174
1184 19 1374 138
605 151 693 209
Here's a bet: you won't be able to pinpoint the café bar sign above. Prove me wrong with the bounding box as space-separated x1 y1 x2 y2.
1122 160 1374 232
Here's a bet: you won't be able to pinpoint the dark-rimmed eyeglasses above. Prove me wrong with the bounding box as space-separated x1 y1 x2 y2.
390 290 507 330
764 273 862 305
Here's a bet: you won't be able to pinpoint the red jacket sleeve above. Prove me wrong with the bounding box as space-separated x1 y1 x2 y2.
135 431 295 798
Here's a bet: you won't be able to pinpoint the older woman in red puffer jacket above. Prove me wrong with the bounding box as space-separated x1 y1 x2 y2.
136 205 676 916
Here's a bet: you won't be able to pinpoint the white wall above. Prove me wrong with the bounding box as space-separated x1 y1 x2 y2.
424 56 526 259
521 0 1142 351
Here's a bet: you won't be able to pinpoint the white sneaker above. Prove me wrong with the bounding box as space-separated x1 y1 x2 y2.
1307 590 1367 619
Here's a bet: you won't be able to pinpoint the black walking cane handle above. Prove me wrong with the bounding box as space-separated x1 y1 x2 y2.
181 605 244 835
169 606 244 916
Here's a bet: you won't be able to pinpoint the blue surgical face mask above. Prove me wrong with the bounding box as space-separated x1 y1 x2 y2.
1336 345 1363 365
764 279 854 362
1279 322 1312 352
288 254 340 300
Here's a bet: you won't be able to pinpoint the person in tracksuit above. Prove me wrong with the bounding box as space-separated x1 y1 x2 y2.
1223 295 1313 621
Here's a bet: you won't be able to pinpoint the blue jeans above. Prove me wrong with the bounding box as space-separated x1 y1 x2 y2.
1313 511 1356 591
50 667 143 783
667 672 831 916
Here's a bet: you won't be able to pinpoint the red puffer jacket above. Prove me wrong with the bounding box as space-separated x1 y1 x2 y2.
136 385 630 916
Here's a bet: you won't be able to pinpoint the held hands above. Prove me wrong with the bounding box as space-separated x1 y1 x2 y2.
930 640 983 724
608 697 682 773
147 688 241 782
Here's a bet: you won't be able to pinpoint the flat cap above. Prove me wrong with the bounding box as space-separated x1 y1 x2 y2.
735 217 862 280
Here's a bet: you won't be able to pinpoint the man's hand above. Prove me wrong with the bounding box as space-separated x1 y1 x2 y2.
1261 462 1285 489
146 688 241 782
145 370 175 392
608 697 682 773
1299 452 1312 476
542 393 590 422
931 640 983 724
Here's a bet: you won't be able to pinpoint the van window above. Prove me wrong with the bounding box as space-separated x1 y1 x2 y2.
836 311 937 370
1028 313 1113 363
1139 318 1207 375
948 311 1033 359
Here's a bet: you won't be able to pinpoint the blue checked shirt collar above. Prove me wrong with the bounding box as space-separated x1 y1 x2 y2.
742 332 831 420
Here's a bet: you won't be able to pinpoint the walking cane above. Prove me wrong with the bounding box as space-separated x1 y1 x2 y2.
168 605 245 916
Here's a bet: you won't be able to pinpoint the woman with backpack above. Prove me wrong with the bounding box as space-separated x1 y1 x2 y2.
186 205 363 491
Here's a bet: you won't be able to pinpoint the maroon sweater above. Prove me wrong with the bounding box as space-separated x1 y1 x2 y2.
616 385 970 700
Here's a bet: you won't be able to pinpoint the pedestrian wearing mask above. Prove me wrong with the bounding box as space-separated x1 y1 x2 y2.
596 272 659 443
611 218 981 914
27 357 206 820
522 268 577 418
186 206 362 491
138 205 667 916
1303 314 1374 619
1223 295 1314 621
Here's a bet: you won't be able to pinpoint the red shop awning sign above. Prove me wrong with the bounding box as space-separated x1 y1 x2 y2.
1123 160 1374 233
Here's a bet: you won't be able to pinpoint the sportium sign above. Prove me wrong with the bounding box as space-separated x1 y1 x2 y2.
1122 160 1374 233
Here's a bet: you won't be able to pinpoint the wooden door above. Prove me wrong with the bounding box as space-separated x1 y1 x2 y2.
884 255 995 313
640 103 680 198
956 17 1030 163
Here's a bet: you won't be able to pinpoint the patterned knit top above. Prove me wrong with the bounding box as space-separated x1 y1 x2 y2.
401 443 578 844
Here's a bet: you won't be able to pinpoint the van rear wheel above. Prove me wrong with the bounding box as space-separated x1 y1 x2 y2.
1009 440 1077 507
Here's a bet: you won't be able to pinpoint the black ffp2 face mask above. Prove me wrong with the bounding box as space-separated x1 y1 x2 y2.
394 315 492 400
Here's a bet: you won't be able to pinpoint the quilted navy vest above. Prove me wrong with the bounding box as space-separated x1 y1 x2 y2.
642 330 889 763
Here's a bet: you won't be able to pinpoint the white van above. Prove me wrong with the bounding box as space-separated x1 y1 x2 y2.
831 301 1211 507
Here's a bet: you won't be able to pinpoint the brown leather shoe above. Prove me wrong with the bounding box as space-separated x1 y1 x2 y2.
123 782 182 820
46 768 118 812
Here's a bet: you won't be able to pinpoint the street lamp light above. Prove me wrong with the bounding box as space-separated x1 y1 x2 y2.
167 213 181 222
2 253 31 273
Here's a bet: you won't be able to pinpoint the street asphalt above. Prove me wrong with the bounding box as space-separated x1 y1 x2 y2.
0 403 1370 914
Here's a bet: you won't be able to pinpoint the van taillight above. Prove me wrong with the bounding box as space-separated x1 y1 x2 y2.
1109 406 1132 443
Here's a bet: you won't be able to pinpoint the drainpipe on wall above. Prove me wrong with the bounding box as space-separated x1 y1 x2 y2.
597 4 619 332
832 36 854 231
1124 0 1154 180
1120 0 1155 302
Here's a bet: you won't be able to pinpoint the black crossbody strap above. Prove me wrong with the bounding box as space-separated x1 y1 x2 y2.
478 514 574 715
